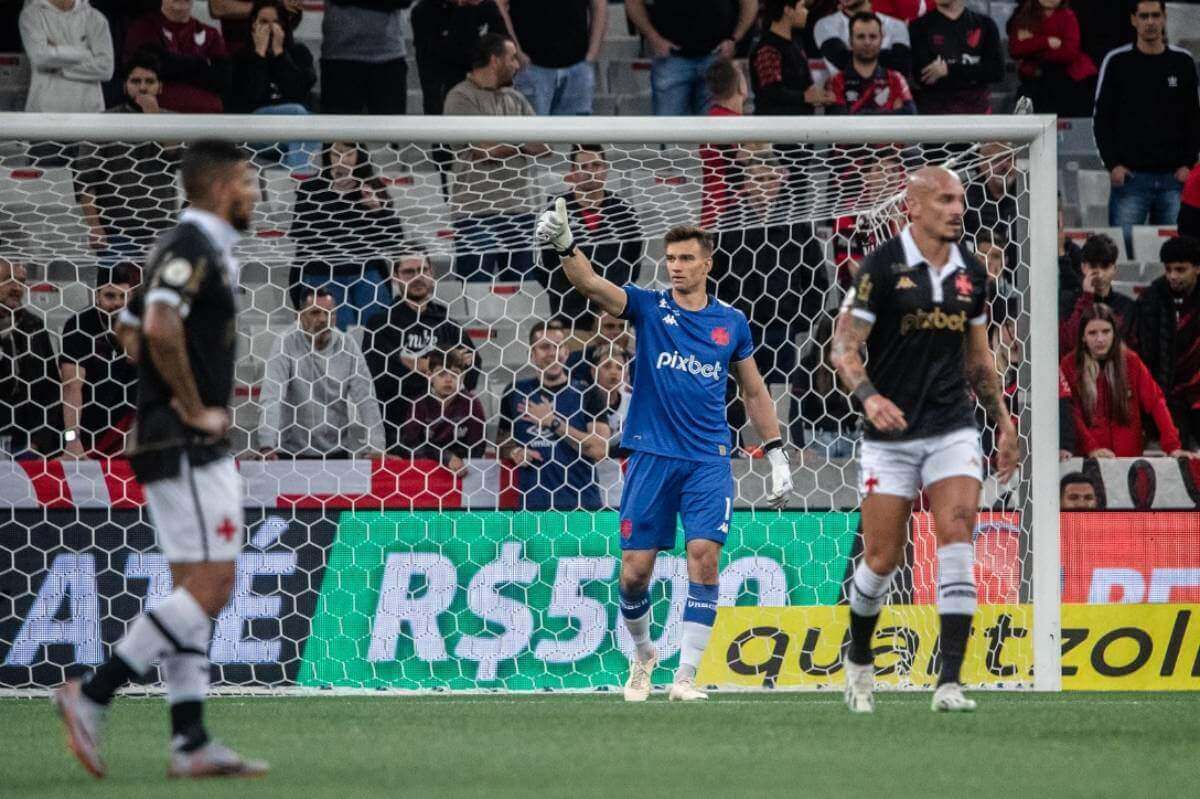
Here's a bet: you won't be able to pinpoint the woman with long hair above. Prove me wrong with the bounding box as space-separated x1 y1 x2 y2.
1060 304 1185 458
289 142 408 329
1007 0 1096 117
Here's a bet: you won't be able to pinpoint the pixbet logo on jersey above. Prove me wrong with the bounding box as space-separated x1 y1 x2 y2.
655 350 723 379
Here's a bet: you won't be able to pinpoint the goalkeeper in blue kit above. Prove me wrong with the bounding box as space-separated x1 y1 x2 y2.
536 200 795 701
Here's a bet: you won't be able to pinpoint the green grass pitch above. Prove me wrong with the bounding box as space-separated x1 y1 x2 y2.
1 692 1196 798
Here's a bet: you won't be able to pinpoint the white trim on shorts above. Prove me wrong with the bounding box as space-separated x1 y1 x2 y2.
857 427 983 500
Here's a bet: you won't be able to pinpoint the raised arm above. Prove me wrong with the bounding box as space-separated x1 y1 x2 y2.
964 322 1018 481
535 198 627 316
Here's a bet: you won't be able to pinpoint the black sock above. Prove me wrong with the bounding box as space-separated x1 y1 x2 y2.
81 655 136 706
170 701 210 752
847 610 880 666
938 614 972 686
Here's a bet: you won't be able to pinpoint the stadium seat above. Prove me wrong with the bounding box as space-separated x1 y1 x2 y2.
1130 225 1178 263
607 61 652 96
1057 118 1098 159
0 53 30 112
605 36 642 61
618 92 652 116
988 2 1016 39
1167 3 1200 53
1064 227 1127 260
1075 169 1111 227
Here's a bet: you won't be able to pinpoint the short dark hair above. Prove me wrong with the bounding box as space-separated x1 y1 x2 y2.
1080 233 1119 267
528 318 566 344
973 228 1009 250
96 261 140 289
570 143 606 163
181 140 248 202
704 58 742 101
849 11 883 35
1160 234 1200 266
1133 0 1165 13
124 48 161 81
762 0 804 23
1060 471 1097 498
587 343 629 370
471 32 513 70
299 285 336 307
426 350 463 374
663 224 714 255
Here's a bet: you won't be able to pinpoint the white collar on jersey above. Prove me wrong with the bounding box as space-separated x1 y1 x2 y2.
900 224 965 277
179 206 241 258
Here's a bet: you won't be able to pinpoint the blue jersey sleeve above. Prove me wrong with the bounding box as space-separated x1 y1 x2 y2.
620 283 653 324
734 312 754 362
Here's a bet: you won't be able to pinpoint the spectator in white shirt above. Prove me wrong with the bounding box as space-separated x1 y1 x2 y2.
20 0 114 112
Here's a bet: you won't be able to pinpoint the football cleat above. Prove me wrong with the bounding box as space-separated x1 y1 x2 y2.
668 678 708 702
931 683 977 713
53 679 107 779
844 660 875 714
623 653 658 702
168 741 269 779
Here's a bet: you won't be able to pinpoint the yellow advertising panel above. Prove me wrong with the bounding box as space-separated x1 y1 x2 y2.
696 604 1200 691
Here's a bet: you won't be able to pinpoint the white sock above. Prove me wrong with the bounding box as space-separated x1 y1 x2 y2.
674 622 714 682
162 641 212 706
937 542 978 616
623 611 656 662
849 561 895 617
115 588 208 676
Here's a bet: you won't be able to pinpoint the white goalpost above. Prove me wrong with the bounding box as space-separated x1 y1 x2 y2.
0 112 1060 693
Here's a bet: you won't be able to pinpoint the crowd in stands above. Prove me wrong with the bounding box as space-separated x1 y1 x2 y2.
3 0 1200 510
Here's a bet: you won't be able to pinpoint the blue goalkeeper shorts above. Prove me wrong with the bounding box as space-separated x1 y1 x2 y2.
618 450 734 551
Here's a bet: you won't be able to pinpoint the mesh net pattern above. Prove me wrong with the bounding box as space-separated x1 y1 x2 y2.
0 132 1036 690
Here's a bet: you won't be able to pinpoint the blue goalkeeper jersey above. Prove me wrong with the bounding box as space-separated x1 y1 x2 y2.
619 284 754 463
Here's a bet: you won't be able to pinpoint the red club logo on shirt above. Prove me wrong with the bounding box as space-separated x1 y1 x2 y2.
967 28 982 49
955 272 973 296
620 519 633 539
711 327 730 346
216 518 236 541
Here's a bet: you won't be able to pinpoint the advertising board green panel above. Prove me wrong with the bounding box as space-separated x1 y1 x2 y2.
299 511 857 689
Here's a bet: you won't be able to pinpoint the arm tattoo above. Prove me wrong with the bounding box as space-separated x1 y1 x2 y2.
830 313 875 395
966 358 1008 424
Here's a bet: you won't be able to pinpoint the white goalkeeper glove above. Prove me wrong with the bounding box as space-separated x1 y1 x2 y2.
535 197 574 255
765 444 793 509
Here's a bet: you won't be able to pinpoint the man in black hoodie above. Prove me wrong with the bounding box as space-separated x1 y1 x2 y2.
361 254 480 451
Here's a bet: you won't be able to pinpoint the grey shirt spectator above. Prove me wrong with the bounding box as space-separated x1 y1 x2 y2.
20 0 114 112
411 0 506 115
256 290 384 458
320 0 413 115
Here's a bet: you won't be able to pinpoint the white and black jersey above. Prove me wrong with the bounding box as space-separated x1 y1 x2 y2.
127 208 240 483
848 226 989 442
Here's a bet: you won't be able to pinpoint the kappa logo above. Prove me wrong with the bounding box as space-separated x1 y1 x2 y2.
659 297 670 309
896 276 917 290
663 314 678 326
711 327 730 346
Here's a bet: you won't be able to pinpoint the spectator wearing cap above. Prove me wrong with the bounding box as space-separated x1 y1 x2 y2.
1006 0 1096 117
1060 471 1100 510
124 0 231 113
541 145 644 332
1178 163 1200 239
827 11 916 115
1133 235 1200 448
400 350 487 475
498 320 609 510
319 0 412 116
699 58 747 230
813 0 912 78
411 0 506 116
290 142 409 329
1058 233 1136 356
256 286 385 459
625 0 758 116
0 258 63 458
20 0 114 113
1094 1 1200 254
908 0 1003 114
362 254 480 452
444 33 550 282
59 262 139 459
207 0 301 55
77 51 182 262
499 0 605 115
1062 303 1185 458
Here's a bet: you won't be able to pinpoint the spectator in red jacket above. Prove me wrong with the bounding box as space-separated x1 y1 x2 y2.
1059 233 1136 355
1180 163 1200 239
873 0 926 23
399 350 486 475
1062 303 1185 458
124 0 230 112
1006 0 1096 117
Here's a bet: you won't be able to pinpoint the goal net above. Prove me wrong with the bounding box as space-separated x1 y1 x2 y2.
0 114 1059 694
